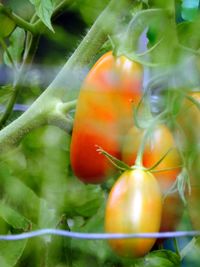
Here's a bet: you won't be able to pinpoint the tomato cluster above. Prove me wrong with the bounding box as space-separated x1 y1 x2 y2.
70 51 191 258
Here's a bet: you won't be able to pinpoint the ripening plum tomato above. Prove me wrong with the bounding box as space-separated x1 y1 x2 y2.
122 124 183 234
70 51 143 183
105 169 162 258
122 124 181 193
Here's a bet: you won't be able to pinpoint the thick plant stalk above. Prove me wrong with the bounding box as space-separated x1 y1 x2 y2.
0 0 131 154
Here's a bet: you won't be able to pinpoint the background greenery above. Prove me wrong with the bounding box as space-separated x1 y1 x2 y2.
0 0 200 266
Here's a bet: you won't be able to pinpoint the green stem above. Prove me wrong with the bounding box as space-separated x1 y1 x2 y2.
173 238 180 257
125 8 165 51
0 0 64 127
0 34 40 129
0 98 76 153
33 0 131 101
134 127 151 167
0 0 131 153
0 4 36 34
134 111 168 167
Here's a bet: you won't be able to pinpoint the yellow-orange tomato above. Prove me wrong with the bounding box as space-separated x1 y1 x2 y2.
105 169 162 258
122 124 181 193
70 51 142 183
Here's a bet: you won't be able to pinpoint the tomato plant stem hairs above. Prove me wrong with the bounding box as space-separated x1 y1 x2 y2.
0 0 132 154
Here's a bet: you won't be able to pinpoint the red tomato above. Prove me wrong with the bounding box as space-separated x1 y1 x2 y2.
122 124 181 193
70 51 143 183
105 169 162 258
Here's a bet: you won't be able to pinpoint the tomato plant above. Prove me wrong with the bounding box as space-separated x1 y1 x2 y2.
105 169 162 258
121 124 183 233
70 51 143 183
0 0 200 266
122 124 181 193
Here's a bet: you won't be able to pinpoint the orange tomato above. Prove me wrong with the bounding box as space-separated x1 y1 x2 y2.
105 169 162 258
122 124 183 234
122 124 181 193
70 51 142 183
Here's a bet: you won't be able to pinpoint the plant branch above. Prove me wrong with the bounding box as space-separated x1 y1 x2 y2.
134 111 168 167
0 34 40 129
0 98 76 153
0 0 131 153
0 3 36 34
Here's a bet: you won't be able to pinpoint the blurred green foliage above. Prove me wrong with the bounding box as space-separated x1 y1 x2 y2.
0 0 200 266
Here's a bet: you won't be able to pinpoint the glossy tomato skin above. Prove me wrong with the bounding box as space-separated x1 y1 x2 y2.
122 124 183 233
122 124 181 193
105 169 162 258
70 51 143 183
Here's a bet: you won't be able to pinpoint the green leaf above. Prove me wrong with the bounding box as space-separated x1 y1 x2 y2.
71 201 112 263
0 239 27 267
0 13 16 38
46 215 72 267
180 237 196 259
3 27 25 67
163 167 191 204
177 167 191 205
0 85 13 104
68 183 105 217
177 21 200 50
180 237 200 264
0 202 31 231
29 0 54 31
2 175 53 226
136 250 181 267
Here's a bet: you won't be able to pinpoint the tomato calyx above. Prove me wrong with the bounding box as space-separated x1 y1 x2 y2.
97 145 181 175
96 145 131 172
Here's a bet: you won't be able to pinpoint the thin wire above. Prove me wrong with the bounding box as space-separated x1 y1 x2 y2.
0 229 200 241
